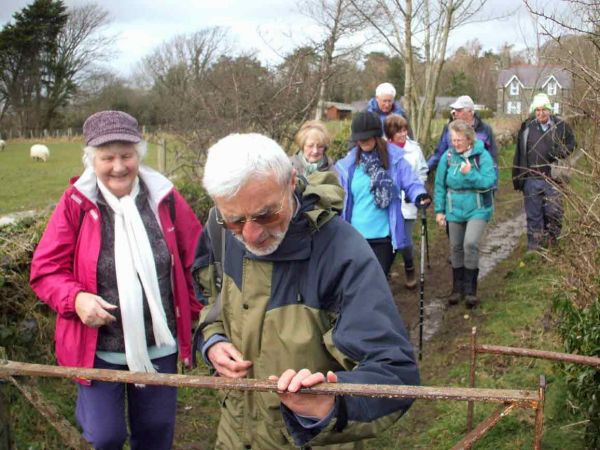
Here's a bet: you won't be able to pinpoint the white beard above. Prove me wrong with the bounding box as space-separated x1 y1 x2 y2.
233 229 287 256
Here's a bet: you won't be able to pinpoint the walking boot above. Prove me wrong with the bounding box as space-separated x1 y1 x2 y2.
464 268 480 309
404 266 417 289
447 267 464 306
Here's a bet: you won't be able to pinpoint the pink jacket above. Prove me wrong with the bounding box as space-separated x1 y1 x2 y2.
30 166 202 375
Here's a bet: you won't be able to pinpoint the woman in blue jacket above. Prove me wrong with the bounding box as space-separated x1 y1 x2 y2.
336 111 430 278
434 119 496 308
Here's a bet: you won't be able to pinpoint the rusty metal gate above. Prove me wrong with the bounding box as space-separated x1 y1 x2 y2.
1 328 599 450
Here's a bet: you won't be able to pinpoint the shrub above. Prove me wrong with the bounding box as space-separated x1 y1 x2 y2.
545 114 600 449
553 293 600 448
0 216 55 363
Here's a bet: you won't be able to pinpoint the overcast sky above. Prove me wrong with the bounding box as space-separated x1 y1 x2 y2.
1 0 538 77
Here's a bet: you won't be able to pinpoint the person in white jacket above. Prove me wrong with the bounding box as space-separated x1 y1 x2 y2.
384 114 429 288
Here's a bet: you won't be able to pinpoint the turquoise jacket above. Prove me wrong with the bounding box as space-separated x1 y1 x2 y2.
434 139 496 222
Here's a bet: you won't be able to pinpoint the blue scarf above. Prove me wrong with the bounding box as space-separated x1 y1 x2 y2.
360 150 397 209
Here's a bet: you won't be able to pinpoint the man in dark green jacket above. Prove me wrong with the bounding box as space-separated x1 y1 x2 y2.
194 133 419 449
512 93 576 250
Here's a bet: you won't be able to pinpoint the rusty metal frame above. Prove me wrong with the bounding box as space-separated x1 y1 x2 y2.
1 352 543 450
464 326 600 450
5 330 599 449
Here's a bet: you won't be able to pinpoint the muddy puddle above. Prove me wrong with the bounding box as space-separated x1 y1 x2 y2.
410 213 527 343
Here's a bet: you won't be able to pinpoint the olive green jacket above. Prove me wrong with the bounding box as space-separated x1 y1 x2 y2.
195 172 419 449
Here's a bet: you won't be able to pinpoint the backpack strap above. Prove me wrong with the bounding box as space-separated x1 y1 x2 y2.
192 207 226 367
198 206 225 329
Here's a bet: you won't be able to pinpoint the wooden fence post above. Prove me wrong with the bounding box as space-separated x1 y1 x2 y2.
158 139 167 174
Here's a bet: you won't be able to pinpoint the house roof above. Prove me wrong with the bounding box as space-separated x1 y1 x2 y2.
324 101 355 112
497 66 572 89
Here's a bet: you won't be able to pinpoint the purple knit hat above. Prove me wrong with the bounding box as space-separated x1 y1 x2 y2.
83 110 142 146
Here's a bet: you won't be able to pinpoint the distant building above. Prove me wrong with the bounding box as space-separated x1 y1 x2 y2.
435 96 456 116
497 66 572 116
323 102 355 120
351 100 368 112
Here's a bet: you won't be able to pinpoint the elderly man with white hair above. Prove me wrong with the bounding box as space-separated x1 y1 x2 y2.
366 82 409 124
512 93 576 250
427 95 498 172
194 133 419 449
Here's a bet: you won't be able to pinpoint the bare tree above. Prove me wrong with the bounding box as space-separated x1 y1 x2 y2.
141 28 332 192
46 2 113 127
298 0 369 120
0 1 112 130
349 0 490 148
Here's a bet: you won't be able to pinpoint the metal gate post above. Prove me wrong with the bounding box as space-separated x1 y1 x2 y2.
534 375 546 450
467 326 477 432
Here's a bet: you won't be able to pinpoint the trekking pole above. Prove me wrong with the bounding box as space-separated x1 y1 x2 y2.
419 209 426 360
424 209 431 269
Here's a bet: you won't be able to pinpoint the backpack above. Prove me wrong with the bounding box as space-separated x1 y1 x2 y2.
191 206 225 366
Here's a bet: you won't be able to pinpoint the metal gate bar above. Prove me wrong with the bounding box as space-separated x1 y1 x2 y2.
7 376 91 449
0 359 539 405
465 325 598 449
0 345 545 449
452 403 517 450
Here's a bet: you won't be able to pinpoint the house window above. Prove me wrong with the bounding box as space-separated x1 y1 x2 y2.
553 103 560 114
547 81 557 96
507 101 521 114
510 81 520 96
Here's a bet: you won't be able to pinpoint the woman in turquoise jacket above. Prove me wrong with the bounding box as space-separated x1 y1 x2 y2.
434 119 496 308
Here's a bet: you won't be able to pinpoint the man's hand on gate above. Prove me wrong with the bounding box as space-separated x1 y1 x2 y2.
207 342 253 378
269 369 338 419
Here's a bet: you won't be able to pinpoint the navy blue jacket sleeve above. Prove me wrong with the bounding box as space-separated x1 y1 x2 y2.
427 125 450 170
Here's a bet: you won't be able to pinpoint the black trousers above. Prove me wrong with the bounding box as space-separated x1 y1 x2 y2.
367 237 395 278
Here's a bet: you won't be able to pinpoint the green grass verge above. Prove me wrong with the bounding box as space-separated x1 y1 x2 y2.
368 250 587 449
0 141 163 215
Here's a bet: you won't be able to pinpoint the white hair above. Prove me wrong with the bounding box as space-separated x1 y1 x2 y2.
83 141 147 168
203 133 293 198
375 82 396 98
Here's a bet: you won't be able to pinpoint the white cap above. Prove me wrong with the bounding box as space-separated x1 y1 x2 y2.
450 95 475 110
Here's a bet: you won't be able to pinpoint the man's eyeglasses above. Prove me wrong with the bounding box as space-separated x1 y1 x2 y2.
215 194 287 232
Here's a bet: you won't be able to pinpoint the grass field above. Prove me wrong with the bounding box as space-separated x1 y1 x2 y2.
0 140 163 215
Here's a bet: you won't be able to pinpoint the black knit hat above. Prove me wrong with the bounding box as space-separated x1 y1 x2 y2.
351 111 382 141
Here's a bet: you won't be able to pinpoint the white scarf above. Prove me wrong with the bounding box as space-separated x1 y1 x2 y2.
97 177 175 373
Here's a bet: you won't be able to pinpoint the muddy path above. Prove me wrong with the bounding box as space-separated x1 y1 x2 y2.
391 210 526 347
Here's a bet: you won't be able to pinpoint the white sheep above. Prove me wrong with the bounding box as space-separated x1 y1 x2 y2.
30 144 50 162
0 140 5 151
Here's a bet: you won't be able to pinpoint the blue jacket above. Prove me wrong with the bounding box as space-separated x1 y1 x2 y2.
335 144 427 250
366 97 408 124
434 140 496 222
427 114 498 171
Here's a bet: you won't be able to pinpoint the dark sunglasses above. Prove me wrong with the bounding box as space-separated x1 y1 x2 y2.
215 194 287 232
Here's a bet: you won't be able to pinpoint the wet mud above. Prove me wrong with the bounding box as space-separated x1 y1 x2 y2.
391 213 526 346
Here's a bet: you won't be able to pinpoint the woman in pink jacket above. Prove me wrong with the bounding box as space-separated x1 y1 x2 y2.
30 110 202 450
